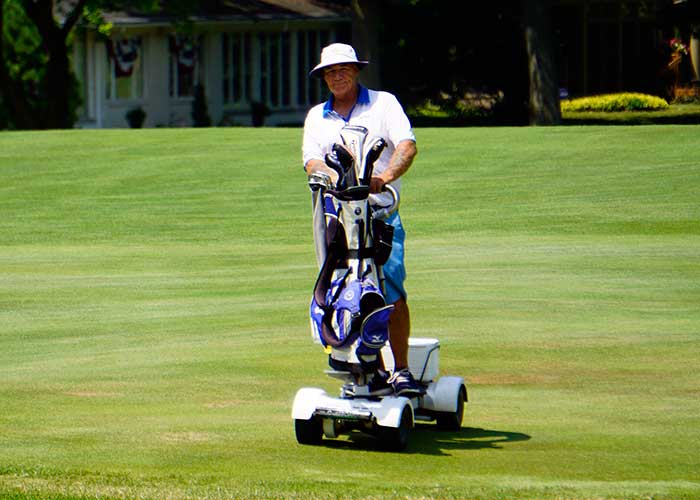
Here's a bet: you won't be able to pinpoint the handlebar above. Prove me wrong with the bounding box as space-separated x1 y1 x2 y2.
371 184 399 220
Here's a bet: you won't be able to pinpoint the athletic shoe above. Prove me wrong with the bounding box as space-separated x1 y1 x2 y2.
367 370 393 396
389 368 425 397
343 371 392 398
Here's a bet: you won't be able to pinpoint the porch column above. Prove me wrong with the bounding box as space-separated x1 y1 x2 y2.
205 33 224 125
148 32 170 127
290 31 299 108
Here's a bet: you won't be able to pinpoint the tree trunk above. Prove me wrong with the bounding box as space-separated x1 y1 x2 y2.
350 0 381 88
45 25 74 128
523 0 561 125
1 0 85 129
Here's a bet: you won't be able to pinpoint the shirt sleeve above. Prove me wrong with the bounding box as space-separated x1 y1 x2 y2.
384 93 416 147
302 107 325 168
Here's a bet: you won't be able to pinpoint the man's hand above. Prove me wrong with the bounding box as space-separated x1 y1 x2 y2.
305 159 339 186
369 175 387 194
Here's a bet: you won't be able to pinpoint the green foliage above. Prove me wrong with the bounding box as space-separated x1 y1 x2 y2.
82 5 113 37
407 90 510 126
561 92 669 112
1 0 202 129
562 103 700 125
1 0 47 124
1 0 84 129
3 1 45 76
407 100 451 119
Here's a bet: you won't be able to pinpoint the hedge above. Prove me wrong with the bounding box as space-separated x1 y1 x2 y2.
561 93 669 112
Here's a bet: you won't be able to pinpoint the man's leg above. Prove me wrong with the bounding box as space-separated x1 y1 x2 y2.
381 212 423 395
389 297 410 370
387 297 423 395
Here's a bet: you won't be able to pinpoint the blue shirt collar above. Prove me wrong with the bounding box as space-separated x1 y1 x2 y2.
322 85 370 118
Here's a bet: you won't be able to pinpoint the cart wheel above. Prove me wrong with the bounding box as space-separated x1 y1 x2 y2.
378 405 412 451
436 385 466 431
295 417 323 445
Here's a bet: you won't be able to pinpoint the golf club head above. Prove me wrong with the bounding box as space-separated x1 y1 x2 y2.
332 143 358 188
339 125 368 186
339 125 369 161
361 138 387 185
307 171 332 192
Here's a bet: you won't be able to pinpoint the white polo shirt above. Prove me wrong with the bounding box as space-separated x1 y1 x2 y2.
302 85 416 207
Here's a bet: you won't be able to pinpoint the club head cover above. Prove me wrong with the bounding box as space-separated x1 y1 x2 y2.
362 138 387 184
325 151 346 190
332 143 358 187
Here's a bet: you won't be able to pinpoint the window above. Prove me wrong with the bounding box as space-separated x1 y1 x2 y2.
297 30 326 106
106 38 144 100
222 29 332 109
169 35 203 98
222 32 252 105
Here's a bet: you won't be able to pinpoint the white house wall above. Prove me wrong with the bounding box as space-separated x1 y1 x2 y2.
74 19 344 129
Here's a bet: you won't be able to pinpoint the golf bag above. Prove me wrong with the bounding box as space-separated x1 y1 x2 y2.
308 125 398 380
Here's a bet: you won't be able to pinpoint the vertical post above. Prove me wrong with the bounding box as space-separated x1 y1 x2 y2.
617 3 623 91
265 33 271 105
208 33 224 125
278 32 284 107
95 38 104 128
582 0 589 96
691 25 700 84
290 31 299 108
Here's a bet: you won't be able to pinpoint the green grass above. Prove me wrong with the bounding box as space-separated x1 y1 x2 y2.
0 126 699 499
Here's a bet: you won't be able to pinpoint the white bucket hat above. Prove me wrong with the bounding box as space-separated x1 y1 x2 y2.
309 43 368 78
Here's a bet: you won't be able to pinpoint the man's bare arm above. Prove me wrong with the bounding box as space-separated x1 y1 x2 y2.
370 139 417 193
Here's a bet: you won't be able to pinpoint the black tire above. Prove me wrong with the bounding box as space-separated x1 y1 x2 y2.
295 417 323 445
436 385 466 431
378 406 412 451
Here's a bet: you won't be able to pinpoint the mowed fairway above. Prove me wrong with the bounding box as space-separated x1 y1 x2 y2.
0 126 698 499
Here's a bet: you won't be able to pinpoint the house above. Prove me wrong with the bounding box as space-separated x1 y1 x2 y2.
72 1 350 128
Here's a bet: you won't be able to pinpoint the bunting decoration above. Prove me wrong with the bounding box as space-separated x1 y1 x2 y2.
107 38 141 78
170 35 198 74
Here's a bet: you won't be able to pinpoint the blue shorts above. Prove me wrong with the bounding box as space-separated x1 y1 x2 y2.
382 211 407 304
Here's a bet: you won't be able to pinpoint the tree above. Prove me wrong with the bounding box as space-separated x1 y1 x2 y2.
523 0 561 125
0 0 87 129
349 0 381 88
1 1 45 129
0 0 197 130
374 1 528 124
355 0 559 125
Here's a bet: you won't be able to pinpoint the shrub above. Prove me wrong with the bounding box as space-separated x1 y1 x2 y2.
407 89 507 126
191 84 212 127
251 101 270 127
125 107 146 128
561 93 669 112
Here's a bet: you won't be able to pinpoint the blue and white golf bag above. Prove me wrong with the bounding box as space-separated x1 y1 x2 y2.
308 125 398 378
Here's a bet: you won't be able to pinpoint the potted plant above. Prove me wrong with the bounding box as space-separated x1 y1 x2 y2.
126 107 146 128
251 101 270 127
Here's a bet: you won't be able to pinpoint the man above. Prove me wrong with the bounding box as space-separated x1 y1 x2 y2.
302 43 422 396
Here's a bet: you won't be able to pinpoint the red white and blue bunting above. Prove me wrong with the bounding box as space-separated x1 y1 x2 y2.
170 35 198 74
107 38 141 78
